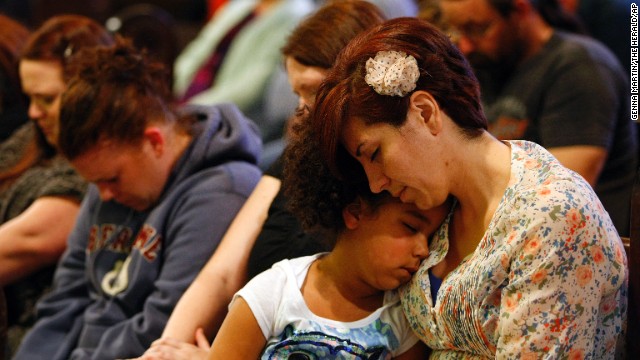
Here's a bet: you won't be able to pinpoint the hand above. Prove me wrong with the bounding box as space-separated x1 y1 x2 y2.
136 328 211 360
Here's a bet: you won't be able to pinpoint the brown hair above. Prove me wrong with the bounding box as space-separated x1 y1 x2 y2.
282 0 385 69
59 38 176 159
21 14 114 79
2 15 113 184
312 17 486 180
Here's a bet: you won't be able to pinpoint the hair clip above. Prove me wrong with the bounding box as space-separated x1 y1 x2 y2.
64 44 74 59
365 50 419 97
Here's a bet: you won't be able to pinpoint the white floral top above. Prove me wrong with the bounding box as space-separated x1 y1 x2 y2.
401 141 627 359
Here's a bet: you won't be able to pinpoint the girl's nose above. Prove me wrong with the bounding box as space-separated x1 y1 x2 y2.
414 237 429 260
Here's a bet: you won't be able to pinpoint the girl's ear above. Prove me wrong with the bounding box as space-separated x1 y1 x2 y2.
409 90 441 135
343 201 363 230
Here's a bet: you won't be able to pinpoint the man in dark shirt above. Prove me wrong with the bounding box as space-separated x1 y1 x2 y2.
441 0 638 236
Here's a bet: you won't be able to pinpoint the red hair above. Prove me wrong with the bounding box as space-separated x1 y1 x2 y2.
312 17 487 180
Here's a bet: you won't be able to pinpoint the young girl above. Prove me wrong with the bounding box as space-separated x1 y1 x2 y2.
206 123 450 359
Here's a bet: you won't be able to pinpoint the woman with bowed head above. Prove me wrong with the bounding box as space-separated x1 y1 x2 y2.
0 15 113 356
311 17 627 359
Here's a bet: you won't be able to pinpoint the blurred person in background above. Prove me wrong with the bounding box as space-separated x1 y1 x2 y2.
173 0 315 169
558 0 631 75
441 0 638 236
0 15 113 357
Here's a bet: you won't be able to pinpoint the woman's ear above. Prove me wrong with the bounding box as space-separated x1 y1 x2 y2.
409 90 441 135
343 201 363 230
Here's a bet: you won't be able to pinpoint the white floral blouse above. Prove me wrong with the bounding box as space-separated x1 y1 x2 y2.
401 140 627 359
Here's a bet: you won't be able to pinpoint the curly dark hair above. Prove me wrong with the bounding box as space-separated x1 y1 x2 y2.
283 114 389 246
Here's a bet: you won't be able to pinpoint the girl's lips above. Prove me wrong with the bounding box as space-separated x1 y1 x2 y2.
404 265 420 275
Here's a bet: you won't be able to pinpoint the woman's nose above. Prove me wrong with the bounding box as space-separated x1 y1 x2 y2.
364 165 390 193
28 102 44 120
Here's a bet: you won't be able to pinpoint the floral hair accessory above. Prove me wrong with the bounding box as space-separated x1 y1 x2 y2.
365 50 419 97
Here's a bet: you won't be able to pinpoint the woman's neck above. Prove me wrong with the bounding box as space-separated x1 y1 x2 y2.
446 133 511 256
451 133 510 222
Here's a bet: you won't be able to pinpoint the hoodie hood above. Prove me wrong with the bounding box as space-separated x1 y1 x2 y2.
170 102 262 187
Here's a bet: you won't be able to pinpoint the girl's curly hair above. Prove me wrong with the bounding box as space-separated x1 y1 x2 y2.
283 114 388 246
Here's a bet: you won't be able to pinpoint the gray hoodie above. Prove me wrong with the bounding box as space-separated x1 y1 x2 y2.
13 103 262 359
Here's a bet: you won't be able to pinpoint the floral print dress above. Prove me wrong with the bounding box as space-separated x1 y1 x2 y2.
401 140 627 359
